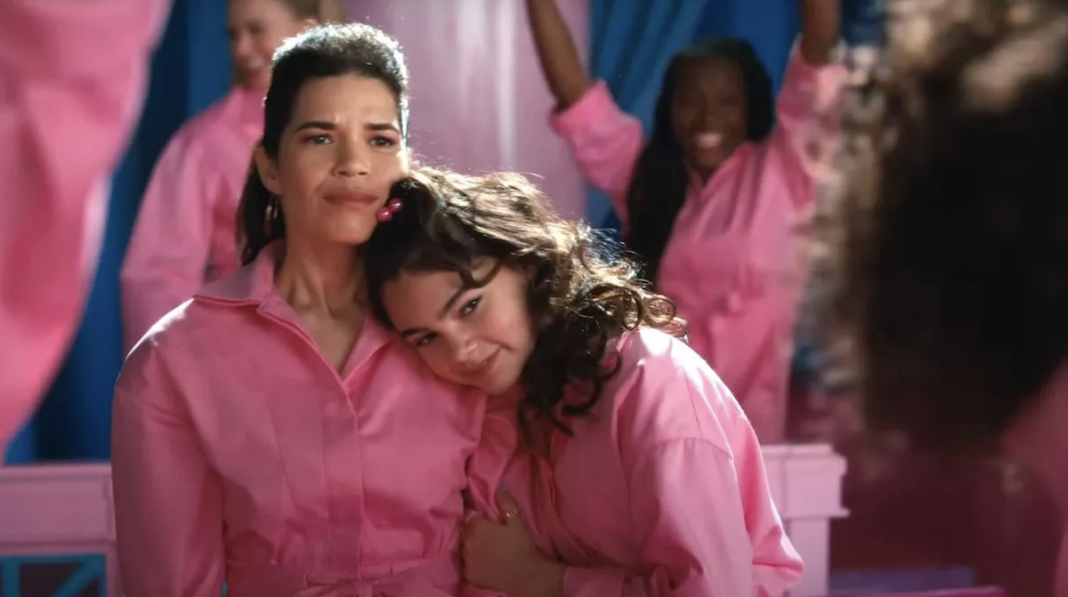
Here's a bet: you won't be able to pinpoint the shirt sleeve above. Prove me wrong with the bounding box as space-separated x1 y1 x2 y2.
465 393 518 518
564 439 755 597
550 82 645 230
561 332 803 597
121 126 215 351
767 39 848 212
111 340 226 597
0 0 171 447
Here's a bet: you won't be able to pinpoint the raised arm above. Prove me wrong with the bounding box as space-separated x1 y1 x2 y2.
799 0 841 66
525 0 590 109
121 128 214 352
769 0 846 211
0 0 171 448
112 345 226 596
527 0 644 223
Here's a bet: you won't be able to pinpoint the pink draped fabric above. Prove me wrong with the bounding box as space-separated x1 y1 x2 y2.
347 0 589 220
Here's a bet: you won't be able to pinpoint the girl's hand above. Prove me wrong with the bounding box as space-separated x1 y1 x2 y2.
461 492 564 597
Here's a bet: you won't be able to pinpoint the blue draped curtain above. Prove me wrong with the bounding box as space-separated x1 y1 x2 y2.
5 0 231 463
589 0 884 232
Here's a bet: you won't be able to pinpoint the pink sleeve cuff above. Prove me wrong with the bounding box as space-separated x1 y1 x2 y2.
779 38 847 117
550 81 620 139
563 566 628 597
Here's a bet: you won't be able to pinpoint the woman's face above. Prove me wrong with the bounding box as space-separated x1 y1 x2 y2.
380 260 536 395
228 0 315 90
671 56 749 178
255 74 410 247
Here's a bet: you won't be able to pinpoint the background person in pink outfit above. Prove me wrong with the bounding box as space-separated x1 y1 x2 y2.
817 0 1068 594
120 0 341 351
525 0 844 443
364 168 803 597
112 23 503 597
0 0 170 450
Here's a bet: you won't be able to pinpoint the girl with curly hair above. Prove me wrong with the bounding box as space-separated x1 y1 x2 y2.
364 167 803 597
818 0 1068 591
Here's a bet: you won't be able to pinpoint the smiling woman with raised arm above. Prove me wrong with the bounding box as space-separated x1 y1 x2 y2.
525 0 845 443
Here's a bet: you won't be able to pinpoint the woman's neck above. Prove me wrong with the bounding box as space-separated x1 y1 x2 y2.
275 237 364 316
1002 363 1068 516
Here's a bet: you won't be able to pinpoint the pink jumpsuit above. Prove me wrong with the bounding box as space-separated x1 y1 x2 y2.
551 43 845 442
481 329 803 596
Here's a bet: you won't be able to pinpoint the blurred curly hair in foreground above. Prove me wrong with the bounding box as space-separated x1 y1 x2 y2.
813 0 1068 454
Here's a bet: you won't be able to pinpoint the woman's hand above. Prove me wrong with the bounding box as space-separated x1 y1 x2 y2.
461 492 565 597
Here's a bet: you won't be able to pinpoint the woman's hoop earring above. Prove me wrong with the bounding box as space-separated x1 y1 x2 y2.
264 195 281 235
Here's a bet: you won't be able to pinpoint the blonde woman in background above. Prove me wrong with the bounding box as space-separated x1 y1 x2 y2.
121 0 343 350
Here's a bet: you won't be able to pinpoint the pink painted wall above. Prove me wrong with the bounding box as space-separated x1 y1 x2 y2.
344 1 590 220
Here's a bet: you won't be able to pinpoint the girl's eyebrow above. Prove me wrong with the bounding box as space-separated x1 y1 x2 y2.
398 286 467 339
437 287 467 319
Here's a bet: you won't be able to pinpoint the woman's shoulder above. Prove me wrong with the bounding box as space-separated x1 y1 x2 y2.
124 296 230 372
161 90 247 155
611 328 706 375
126 264 265 371
600 328 744 449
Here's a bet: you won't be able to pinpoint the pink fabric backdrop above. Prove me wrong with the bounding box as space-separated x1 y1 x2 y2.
344 0 589 220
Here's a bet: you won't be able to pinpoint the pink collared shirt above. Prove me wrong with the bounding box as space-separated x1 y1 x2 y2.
111 245 497 597
121 87 265 351
0 0 170 449
551 43 846 442
484 329 803 597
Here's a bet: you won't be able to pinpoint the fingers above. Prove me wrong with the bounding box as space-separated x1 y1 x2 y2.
460 517 485 568
494 490 521 525
462 514 491 539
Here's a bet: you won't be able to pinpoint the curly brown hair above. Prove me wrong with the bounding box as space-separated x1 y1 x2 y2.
364 167 687 439
816 0 1068 453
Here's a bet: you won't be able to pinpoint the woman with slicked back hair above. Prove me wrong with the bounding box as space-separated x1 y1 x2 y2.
112 23 503 597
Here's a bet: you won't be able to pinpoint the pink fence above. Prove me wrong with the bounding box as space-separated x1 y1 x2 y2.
0 445 847 597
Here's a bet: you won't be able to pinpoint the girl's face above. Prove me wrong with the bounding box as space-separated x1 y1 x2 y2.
671 56 749 177
255 74 410 248
381 259 536 395
228 0 315 90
